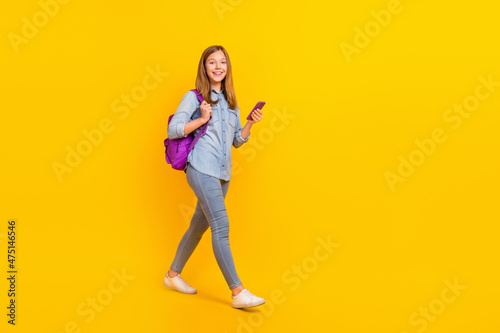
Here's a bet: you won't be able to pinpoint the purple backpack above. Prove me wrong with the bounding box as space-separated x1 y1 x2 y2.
164 89 209 170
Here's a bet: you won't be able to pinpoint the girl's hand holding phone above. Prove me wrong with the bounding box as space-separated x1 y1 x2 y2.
200 100 212 123
247 101 265 124
248 108 263 124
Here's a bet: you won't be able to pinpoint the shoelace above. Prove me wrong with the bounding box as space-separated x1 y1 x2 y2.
238 289 256 300
174 275 191 290
245 290 257 298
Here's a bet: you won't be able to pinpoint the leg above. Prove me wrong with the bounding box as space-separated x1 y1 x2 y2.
186 165 243 290
219 179 245 296
169 200 210 276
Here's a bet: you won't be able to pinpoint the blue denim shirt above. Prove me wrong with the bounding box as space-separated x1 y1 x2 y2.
167 87 250 181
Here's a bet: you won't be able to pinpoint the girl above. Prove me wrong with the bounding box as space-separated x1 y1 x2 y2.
164 45 265 308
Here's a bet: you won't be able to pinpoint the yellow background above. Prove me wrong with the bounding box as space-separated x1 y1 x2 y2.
1 0 499 332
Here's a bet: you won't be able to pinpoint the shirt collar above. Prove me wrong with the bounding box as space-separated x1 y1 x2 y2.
211 86 224 94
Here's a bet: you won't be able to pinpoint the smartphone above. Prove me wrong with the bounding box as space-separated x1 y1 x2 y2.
247 101 266 120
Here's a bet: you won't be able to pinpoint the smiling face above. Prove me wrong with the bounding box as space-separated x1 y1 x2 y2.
205 50 227 87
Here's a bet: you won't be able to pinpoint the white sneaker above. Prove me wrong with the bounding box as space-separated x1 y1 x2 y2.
231 289 265 308
163 271 197 294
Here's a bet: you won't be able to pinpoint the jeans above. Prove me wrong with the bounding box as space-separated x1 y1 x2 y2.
169 163 243 290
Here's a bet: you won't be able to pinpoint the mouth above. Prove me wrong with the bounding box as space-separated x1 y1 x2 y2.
212 71 224 77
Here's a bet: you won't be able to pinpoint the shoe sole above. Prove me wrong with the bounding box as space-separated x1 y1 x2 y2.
163 277 197 294
232 300 266 309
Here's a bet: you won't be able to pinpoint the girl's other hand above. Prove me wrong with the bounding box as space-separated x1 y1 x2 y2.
200 100 212 123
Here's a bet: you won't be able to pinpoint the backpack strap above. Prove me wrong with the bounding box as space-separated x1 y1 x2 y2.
188 89 210 151
191 88 204 103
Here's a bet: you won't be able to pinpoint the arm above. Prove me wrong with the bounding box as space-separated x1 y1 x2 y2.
233 104 263 148
183 117 208 137
240 122 252 140
233 104 249 148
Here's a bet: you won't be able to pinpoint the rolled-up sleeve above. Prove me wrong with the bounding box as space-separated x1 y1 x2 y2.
233 104 250 148
167 91 197 140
